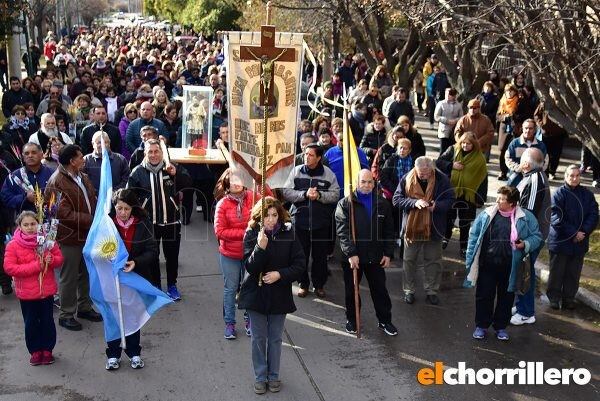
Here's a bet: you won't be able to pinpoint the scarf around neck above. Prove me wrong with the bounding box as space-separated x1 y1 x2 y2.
142 159 165 174
115 216 135 230
225 190 246 219
450 144 487 204
10 116 30 130
404 169 436 242
499 94 518 115
498 207 518 249
13 228 39 250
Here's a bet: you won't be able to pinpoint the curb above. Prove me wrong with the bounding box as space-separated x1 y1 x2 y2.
534 261 600 313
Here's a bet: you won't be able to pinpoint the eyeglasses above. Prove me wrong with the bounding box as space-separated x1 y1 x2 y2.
127 110 137 114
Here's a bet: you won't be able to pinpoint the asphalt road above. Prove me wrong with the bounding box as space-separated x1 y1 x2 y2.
0 214 599 401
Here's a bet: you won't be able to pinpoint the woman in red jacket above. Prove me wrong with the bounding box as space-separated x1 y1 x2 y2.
213 169 260 340
4 211 64 366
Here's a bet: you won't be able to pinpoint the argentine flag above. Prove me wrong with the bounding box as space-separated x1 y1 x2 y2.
83 139 172 343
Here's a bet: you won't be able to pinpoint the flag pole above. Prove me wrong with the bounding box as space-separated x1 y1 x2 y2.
342 85 361 339
114 274 127 349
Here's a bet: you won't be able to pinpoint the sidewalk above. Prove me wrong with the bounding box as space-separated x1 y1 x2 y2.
414 115 600 313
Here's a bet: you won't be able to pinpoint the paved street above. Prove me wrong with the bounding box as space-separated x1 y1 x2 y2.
1 211 599 400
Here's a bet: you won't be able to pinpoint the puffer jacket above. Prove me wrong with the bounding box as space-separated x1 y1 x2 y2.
4 239 63 300
465 205 542 292
214 191 259 260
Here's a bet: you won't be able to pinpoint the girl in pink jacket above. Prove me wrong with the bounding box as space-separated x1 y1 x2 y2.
4 211 64 366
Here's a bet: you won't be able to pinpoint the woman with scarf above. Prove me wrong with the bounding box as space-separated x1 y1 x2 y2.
466 186 541 341
436 132 487 257
2 105 37 150
104 189 159 370
497 84 520 180
213 169 262 340
371 125 405 180
477 81 500 129
41 137 64 170
239 197 305 394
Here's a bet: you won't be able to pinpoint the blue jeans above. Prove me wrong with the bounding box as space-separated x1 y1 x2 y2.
247 311 286 382
220 254 244 325
515 249 539 317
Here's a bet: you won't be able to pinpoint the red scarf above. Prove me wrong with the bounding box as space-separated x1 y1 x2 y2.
113 217 138 252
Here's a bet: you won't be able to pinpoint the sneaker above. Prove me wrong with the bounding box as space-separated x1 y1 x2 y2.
510 313 536 325
41 350 55 365
268 380 281 393
378 322 398 336
53 294 60 308
404 293 415 304
29 351 43 366
497 174 508 181
511 306 517 315
345 320 357 334
196 206 203 213
297 288 308 298
496 329 510 341
130 356 144 369
105 357 120 370
472 327 486 339
245 320 251 337
548 173 556 180
441 239 449 250
224 323 236 339
166 285 181 301
254 381 267 395
594 180 600 188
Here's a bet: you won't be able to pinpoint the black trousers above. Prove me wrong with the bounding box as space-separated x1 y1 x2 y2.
475 261 514 330
19 296 56 354
296 226 331 289
154 223 181 287
106 330 141 359
182 177 215 223
547 252 584 303
428 96 436 124
342 262 392 325
542 134 565 175
498 128 513 176
445 199 477 251
416 93 425 111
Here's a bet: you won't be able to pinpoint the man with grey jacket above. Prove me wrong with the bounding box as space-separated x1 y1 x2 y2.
434 88 463 155
282 144 340 298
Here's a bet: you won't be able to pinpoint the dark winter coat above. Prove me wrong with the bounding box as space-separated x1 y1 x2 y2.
239 224 305 315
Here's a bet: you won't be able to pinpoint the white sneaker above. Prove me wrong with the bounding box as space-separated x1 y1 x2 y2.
510 313 536 325
130 356 145 369
196 206 203 212
511 306 517 315
106 357 120 370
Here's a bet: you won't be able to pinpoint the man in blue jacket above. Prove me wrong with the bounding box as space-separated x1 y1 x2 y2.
0 143 54 213
282 144 340 298
547 165 599 310
393 156 455 305
324 134 369 200
126 102 168 153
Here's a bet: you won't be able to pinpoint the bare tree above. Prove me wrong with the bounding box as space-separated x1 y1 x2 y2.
399 0 600 155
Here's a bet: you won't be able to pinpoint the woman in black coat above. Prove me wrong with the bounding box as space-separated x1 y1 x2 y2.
239 196 305 394
106 188 160 371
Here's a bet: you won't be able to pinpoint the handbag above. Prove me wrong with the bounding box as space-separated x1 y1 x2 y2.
515 254 531 296
237 270 262 310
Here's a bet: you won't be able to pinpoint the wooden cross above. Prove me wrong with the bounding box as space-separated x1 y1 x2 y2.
239 3 296 106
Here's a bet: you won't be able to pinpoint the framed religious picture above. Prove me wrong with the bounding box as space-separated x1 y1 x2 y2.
181 85 214 154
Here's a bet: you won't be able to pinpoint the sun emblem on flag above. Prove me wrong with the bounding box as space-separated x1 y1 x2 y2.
96 236 118 260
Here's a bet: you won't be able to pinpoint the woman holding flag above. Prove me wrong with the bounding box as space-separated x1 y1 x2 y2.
105 188 160 370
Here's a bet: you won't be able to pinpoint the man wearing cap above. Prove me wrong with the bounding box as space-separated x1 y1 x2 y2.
454 98 496 156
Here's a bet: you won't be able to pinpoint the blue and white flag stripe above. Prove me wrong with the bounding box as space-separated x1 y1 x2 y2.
83 137 172 342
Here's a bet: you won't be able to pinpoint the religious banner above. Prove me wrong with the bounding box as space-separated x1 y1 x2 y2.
224 31 305 189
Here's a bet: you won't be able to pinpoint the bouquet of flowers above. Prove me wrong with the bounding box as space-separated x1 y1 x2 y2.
33 185 61 294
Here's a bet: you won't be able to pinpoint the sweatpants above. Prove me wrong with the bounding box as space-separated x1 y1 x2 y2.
342 262 392 325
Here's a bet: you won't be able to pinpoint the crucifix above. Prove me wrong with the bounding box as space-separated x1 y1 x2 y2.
238 1 296 221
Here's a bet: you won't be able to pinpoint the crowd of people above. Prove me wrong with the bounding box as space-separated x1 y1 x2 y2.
0 23 598 395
